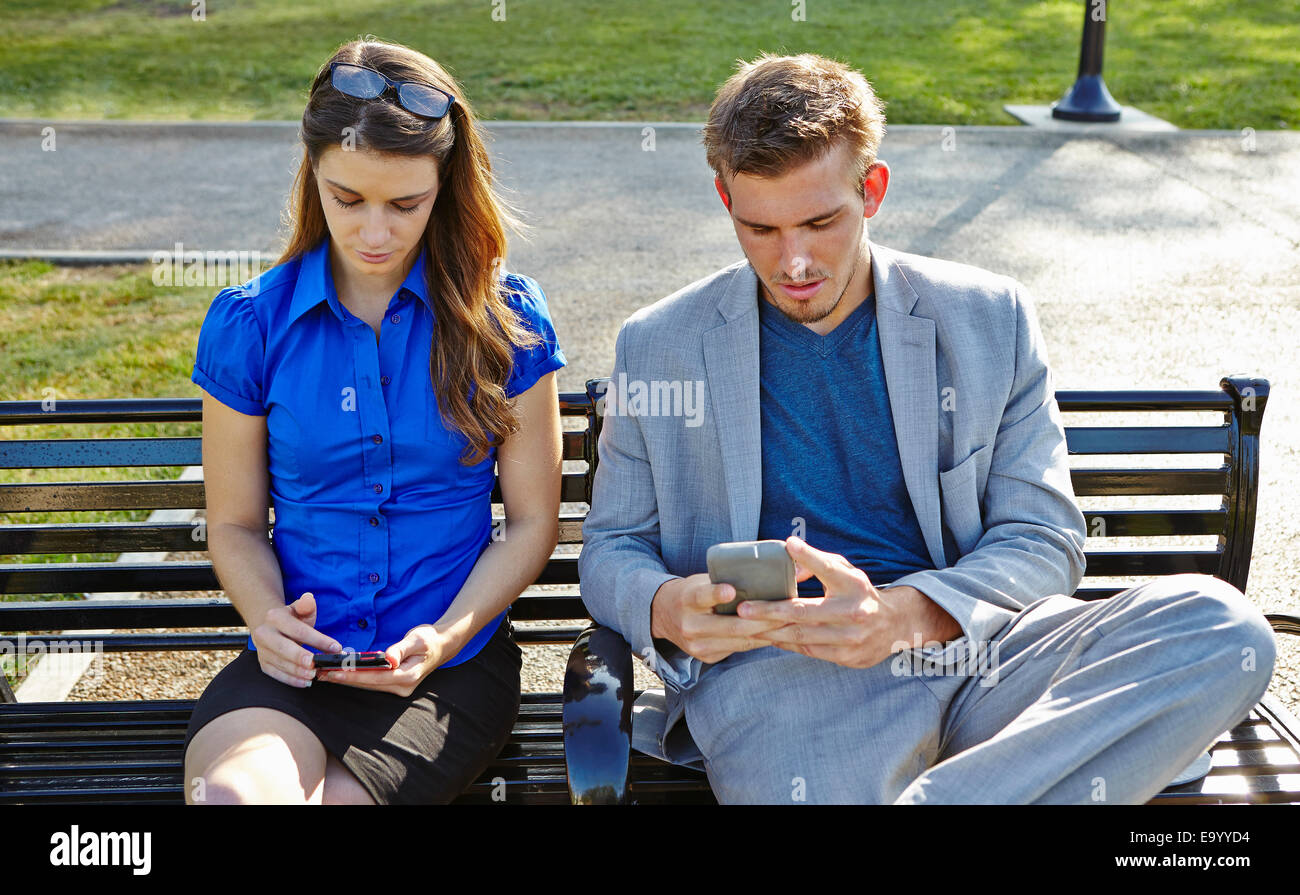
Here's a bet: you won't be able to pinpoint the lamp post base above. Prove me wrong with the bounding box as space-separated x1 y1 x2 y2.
1052 74 1123 122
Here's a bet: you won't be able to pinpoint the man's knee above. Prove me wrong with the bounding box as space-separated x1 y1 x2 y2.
1138 573 1276 689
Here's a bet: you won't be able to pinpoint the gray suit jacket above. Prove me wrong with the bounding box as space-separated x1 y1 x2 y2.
578 240 1087 742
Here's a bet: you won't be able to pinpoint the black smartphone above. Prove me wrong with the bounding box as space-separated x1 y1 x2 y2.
312 650 396 670
707 539 797 615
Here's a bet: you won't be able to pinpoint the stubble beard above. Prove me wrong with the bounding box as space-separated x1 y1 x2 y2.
759 251 862 326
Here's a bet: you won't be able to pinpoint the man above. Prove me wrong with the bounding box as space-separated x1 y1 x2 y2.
578 53 1275 804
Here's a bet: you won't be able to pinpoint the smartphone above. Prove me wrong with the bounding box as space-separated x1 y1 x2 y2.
312 650 396 670
707 539 797 615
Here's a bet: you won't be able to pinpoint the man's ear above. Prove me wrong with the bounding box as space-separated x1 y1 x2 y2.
862 161 890 219
713 176 731 213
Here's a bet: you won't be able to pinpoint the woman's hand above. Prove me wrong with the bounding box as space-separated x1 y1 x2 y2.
249 592 342 688
318 625 450 697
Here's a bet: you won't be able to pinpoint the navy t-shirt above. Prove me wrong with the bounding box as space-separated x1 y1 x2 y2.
756 290 933 595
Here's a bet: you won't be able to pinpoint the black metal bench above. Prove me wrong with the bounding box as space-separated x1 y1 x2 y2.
2 375 1298 804
562 374 1300 804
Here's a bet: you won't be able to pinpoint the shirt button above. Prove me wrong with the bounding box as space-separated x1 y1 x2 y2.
373 483 383 494
381 376 391 386
369 516 380 526
372 434 383 444
357 618 368 630
368 572 379 583
390 313 401 324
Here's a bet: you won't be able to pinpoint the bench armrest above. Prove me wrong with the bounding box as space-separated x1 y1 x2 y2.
1267 614 1300 638
563 624 635 804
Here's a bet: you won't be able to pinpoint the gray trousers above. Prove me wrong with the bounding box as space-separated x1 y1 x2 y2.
631 573 1277 804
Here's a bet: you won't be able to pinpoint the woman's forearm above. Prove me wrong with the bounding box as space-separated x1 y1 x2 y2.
432 515 559 656
208 521 287 632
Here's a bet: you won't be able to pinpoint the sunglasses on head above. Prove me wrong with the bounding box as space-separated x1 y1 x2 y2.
328 62 456 120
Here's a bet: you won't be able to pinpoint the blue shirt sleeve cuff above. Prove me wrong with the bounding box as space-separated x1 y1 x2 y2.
192 367 266 416
509 347 567 398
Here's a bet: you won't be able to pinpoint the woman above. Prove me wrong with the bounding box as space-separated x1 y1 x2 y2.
182 39 565 804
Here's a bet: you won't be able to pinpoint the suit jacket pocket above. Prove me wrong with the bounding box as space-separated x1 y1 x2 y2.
939 442 991 559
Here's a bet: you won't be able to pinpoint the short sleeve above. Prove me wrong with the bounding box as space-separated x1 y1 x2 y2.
191 286 267 416
502 274 566 399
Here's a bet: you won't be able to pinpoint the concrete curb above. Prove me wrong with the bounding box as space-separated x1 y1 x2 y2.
0 249 171 265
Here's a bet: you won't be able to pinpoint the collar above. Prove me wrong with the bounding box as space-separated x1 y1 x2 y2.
288 237 431 323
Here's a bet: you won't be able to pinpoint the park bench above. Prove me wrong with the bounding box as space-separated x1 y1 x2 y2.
1 375 1298 804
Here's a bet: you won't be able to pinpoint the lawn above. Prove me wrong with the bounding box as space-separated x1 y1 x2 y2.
0 259 222 568
0 0 1294 128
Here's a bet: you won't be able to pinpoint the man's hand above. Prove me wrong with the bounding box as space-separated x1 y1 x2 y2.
650 574 789 665
318 625 449 697
739 537 961 669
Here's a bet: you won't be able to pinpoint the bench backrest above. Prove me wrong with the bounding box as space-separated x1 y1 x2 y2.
0 375 1268 680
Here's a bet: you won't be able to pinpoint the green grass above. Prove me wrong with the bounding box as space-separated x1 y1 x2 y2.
0 259 225 574
0 0 1293 128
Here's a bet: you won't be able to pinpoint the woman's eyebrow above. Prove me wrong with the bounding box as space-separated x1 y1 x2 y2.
324 178 435 202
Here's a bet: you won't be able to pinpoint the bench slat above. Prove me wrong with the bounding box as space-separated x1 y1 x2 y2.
0 394 594 426
4 468 1230 512
1082 549 1221 577
1064 426 1230 455
0 511 1227 555
1071 466 1229 496
0 472 589 512
0 438 200 470
2 550 1227 597
1076 509 1226 537
0 593 590 628
1055 390 1231 412
0 481 206 512
0 555 582 595
0 431 592 470
0 515 586 554
0 625 586 650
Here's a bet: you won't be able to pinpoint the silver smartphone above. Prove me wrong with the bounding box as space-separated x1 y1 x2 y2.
706 539 797 615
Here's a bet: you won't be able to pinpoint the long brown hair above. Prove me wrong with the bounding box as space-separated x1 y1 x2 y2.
278 38 539 465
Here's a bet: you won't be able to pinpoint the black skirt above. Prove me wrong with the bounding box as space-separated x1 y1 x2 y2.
184 617 522 804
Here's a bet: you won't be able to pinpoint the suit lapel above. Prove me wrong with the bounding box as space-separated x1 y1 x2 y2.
870 242 948 571
703 265 762 540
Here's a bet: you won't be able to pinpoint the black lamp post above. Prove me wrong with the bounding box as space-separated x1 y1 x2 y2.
1052 0 1123 121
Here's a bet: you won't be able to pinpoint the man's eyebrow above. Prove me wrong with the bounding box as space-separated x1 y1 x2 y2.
324 179 435 202
732 206 846 229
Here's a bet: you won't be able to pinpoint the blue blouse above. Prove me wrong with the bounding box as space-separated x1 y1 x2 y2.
191 237 566 667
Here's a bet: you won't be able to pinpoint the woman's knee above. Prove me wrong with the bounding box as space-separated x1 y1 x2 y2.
184 708 327 804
